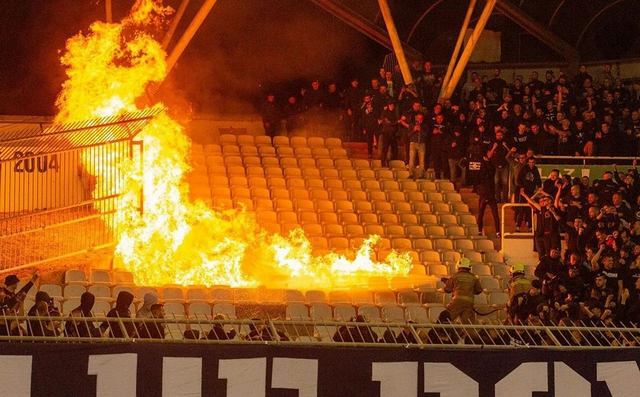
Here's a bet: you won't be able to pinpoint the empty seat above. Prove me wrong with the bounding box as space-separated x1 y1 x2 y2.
93 301 112 316
479 276 501 291
112 270 134 286
381 305 405 322
397 290 420 305
489 292 509 307
374 291 396 305
286 303 310 320
405 306 429 323
63 284 86 300
333 304 356 321
188 302 212 318
162 287 185 302
88 285 111 301
273 136 289 147
475 239 495 252
310 302 332 320
187 288 210 302
325 137 342 147
64 269 87 285
358 304 381 322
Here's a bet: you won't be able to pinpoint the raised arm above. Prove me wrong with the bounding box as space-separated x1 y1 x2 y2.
520 190 541 211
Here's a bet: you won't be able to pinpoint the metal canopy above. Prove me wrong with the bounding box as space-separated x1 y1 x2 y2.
0 108 162 162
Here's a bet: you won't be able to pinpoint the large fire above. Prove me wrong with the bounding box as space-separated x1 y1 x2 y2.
54 0 412 289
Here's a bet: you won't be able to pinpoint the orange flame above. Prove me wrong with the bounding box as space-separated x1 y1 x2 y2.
55 0 412 289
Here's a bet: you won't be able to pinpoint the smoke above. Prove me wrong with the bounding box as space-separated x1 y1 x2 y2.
167 0 374 115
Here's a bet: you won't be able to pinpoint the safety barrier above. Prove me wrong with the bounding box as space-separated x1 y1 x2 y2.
1 314 638 348
0 110 159 273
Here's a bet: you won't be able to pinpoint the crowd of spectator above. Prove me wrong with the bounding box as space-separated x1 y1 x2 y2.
504 161 640 336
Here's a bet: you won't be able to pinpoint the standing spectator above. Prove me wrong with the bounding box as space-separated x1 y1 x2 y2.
521 192 562 258
430 113 449 179
487 69 507 100
260 93 280 139
447 126 466 189
512 122 531 154
476 149 501 237
594 122 617 156
488 128 511 203
399 101 424 160
378 100 399 167
407 112 427 179
515 156 542 231
342 78 363 140
360 100 379 158
283 95 302 136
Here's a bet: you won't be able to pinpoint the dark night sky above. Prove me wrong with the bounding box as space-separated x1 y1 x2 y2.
1 0 639 116
0 0 383 116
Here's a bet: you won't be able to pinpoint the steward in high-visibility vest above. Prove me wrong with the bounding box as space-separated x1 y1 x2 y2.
443 258 482 323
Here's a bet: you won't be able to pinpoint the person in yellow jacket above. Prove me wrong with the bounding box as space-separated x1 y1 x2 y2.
443 258 483 323
507 263 533 322
508 263 532 299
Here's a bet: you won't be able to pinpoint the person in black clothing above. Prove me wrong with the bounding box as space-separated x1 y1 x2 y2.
65 292 101 338
447 126 466 189
137 304 165 339
430 113 449 179
207 314 237 341
246 319 289 341
342 78 363 141
618 278 640 324
521 192 562 258
101 291 136 338
0 273 38 336
360 101 379 158
378 100 399 166
283 95 302 136
516 156 542 230
27 291 60 337
534 248 564 298
260 93 280 139
332 315 378 343
476 149 500 237
488 128 511 203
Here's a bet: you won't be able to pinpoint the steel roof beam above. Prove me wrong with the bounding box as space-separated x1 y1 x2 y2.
494 0 579 62
308 0 423 61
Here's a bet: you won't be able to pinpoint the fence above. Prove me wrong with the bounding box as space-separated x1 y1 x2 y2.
1 314 639 348
0 110 159 273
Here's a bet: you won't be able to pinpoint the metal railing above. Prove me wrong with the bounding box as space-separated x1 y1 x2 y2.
0 111 157 274
1 314 638 349
536 155 637 165
499 203 535 251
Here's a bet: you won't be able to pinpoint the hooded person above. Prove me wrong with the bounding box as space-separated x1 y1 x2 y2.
65 292 101 338
136 292 158 319
101 291 136 338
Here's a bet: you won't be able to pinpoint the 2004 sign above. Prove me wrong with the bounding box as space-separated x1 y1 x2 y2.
13 151 60 173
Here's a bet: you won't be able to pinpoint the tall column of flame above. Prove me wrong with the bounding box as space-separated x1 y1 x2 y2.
54 0 412 289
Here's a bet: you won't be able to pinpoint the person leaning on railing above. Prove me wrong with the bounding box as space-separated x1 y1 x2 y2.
100 291 137 338
64 292 101 338
27 291 61 337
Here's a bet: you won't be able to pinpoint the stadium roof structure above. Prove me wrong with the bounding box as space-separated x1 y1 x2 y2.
310 0 640 63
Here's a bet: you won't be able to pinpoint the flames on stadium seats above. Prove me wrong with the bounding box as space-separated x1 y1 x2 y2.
54 0 412 289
